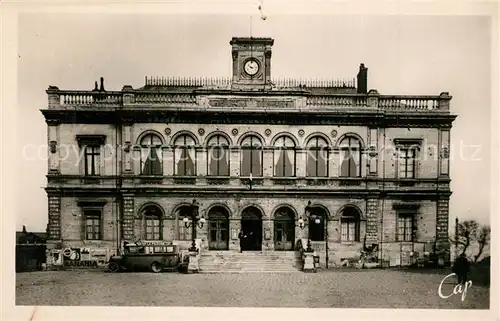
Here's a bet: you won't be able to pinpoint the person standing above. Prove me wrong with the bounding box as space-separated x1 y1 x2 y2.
452 253 470 285
238 229 246 253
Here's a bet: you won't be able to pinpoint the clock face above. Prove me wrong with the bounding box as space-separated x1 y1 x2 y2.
244 59 260 76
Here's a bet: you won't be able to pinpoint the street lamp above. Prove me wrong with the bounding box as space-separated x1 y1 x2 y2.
297 201 319 253
183 199 205 252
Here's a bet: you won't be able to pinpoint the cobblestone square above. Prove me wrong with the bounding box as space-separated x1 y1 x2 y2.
16 269 489 309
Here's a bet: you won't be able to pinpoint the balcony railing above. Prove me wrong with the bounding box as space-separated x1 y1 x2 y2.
46 86 451 111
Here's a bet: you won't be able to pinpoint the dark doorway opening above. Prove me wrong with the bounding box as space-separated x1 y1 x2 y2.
240 207 263 251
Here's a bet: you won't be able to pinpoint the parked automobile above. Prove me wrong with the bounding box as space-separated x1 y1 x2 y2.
107 241 188 273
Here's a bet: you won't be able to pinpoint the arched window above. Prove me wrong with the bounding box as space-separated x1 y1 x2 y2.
140 134 163 176
308 207 327 241
207 135 229 176
339 136 362 177
141 205 163 240
240 135 263 177
273 136 296 177
176 206 193 240
306 136 329 177
173 134 196 176
340 207 360 242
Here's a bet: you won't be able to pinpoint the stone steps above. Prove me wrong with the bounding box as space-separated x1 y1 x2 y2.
199 251 303 273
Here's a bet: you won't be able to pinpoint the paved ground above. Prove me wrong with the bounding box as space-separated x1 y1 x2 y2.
16 269 489 309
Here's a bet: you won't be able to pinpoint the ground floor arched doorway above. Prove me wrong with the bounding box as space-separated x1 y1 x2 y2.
274 207 295 251
208 206 229 250
240 207 263 251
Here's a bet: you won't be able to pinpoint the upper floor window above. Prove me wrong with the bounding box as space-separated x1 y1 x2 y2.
140 134 163 176
339 136 362 178
274 135 296 177
140 204 163 240
173 134 196 176
240 135 263 177
207 135 229 176
394 139 421 179
84 146 101 176
306 136 329 177
76 135 106 177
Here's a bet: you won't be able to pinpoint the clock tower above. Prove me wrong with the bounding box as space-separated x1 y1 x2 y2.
230 37 274 91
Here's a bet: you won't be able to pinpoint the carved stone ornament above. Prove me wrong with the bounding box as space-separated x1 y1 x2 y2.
165 128 171 136
231 128 239 136
368 145 378 157
440 147 449 159
265 129 272 136
298 129 305 137
49 141 57 154
198 128 205 136
331 130 338 138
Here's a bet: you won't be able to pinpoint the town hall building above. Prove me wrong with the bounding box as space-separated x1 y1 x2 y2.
42 37 456 270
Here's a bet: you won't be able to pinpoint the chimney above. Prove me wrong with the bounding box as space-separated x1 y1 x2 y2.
22 225 27 233
357 63 368 94
99 77 105 91
93 81 99 91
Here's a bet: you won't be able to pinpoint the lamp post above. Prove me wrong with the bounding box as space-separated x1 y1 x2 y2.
183 199 205 252
298 201 318 253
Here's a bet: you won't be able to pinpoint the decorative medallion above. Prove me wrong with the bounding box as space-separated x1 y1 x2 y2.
368 145 378 158
198 128 205 136
49 141 57 154
440 147 449 159
232 128 239 136
331 130 338 138
298 129 305 137
165 128 171 136
265 128 272 136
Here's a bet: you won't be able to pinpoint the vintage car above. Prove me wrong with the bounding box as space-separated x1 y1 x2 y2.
107 241 189 273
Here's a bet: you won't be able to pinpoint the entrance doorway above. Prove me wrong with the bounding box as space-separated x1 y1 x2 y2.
274 207 295 251
208 207 229 250
240 207 263 251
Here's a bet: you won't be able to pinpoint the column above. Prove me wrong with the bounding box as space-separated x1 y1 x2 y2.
295 149 306 178
196 147 206 177
123 124 132 173
48 122 59 173
122 194 135 241
439 129 451 177
368 128 378 176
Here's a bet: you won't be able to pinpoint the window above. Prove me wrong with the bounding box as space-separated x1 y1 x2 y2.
398 148 417 179
141 205 163 240
340 207 360 242
308 209 326 241
84 209 101 240
145 217 161 240
397 213 414 242
339 136 362 178
177 206 193 240
273 135 296 177
140 134 163 176
84 146 101 176
240 135 262 177
306 136 329 177
174 134 196 176
207 135 229 176
76 135 106 177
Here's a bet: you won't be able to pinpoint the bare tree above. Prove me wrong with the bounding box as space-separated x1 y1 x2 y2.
473 225 491 263
450 219 479 256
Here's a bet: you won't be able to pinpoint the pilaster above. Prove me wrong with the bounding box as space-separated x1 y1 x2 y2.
122 194 135 241
47 195 61 240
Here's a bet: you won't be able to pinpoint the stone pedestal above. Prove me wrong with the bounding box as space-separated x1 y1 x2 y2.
187 251 200 273
303 252 316 273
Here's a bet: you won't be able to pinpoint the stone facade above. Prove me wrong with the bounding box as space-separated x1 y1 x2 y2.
42 37 455 268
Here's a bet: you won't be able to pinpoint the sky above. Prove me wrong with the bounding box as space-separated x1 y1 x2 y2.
16 13 492 232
